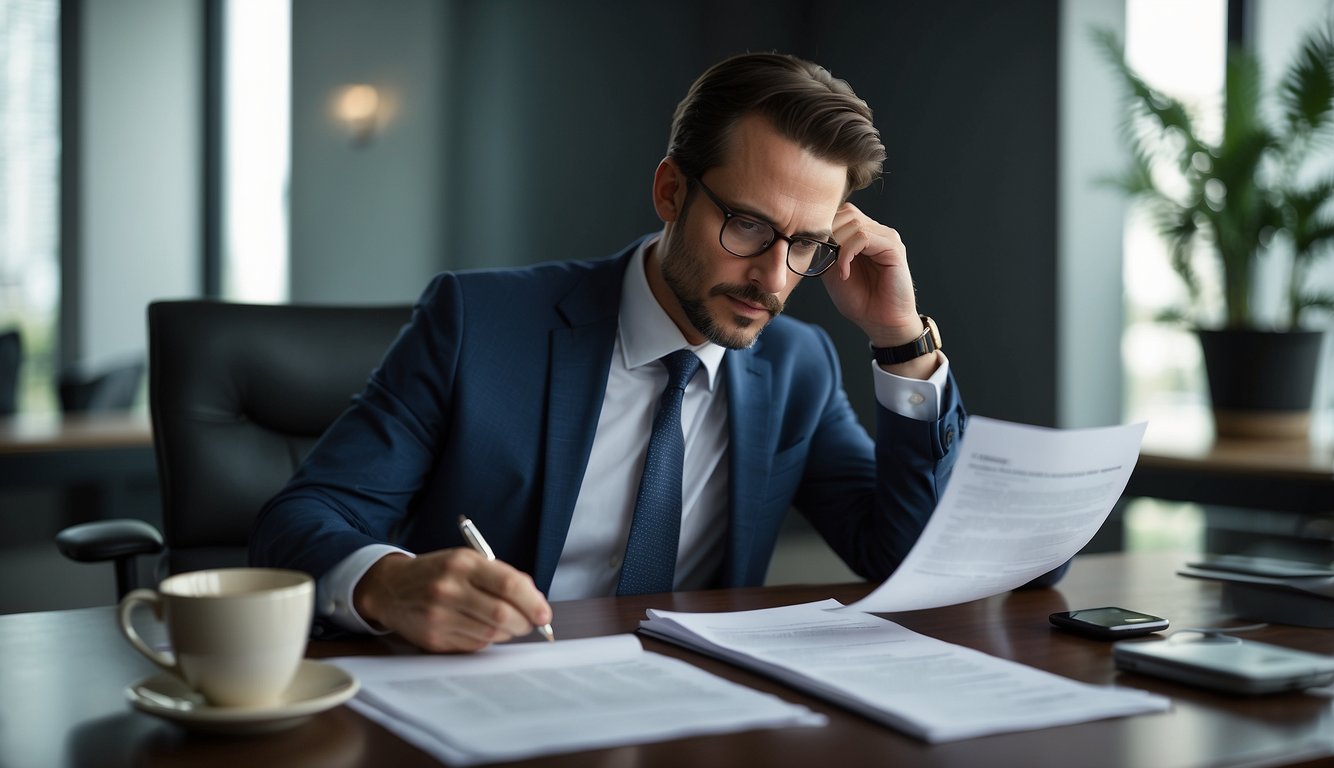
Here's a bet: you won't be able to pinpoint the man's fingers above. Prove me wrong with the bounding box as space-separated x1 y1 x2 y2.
359 548 552 652
408 609 517 653
423 550 545 638
832 204 905 278
466 559 554 629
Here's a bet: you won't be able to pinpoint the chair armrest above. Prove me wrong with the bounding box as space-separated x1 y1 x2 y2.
55 519 164 563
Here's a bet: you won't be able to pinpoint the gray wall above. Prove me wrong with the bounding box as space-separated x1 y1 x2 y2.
1060 0 1127 429
291 0 1069 428
808 1 1062 428
288 0 448 304
67 0 201 375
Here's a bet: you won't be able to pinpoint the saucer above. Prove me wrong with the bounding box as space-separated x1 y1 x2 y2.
126 659 360 735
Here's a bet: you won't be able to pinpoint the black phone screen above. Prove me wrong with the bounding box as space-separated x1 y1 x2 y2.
1065 608 1162 627
1050 607 1168 639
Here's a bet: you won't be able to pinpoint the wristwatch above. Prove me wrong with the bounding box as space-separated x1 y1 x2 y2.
871 315 941 365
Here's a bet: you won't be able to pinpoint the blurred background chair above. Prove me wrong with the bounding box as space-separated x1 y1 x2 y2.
0 329 20 415
58 359 145 412
56 300 413 598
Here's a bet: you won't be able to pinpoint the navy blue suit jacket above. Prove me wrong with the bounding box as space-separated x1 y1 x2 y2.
250 237 968 592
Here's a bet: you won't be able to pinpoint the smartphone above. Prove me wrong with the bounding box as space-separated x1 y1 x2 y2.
1049 607 1169 640
1113 637 1334 694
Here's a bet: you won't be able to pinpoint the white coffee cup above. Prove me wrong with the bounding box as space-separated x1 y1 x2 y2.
118 568 314 708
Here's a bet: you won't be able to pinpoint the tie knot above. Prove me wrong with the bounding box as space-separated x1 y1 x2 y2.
661 350 701 391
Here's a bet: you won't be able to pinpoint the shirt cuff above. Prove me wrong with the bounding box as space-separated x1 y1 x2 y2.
871 352 950 421
317 543 415 635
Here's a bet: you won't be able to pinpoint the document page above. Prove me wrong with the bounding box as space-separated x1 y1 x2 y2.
640 599 1169 743
846 416 1146 613
328 635 824 766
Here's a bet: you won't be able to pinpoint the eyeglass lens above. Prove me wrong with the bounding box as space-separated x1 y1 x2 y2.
693 176 838 276
720 218 835 276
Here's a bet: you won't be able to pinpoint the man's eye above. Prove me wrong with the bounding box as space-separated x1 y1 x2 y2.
791 239 819 255
733 218 767 236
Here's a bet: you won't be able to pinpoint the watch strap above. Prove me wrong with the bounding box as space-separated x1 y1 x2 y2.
871 315 940 365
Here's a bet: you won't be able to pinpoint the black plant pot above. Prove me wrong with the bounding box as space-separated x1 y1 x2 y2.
1196 329 1324 438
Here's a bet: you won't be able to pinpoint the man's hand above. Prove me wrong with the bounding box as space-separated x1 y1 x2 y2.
821 202 938 379
352 550 553 652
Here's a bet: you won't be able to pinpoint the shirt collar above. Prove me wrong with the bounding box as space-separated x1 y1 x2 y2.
619 236 726 391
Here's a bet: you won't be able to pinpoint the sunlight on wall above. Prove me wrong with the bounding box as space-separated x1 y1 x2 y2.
223 0 290 303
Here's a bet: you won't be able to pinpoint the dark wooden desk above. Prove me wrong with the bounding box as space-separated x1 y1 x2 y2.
0 411 157 522
0 411 153 454
4 551 1333 768
1119 417 1334 558
1125 412 1334 513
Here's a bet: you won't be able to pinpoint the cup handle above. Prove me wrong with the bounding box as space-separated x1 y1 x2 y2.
118 589 177 673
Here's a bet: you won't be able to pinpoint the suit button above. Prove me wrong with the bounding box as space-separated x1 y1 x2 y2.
944 426 955 446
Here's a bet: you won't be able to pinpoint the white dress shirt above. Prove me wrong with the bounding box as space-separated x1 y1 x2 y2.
318 237 951 632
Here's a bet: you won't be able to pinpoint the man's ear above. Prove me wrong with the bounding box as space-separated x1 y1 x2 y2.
651 157 688 223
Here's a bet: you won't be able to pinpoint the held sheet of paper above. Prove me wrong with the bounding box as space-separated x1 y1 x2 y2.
327 636 823 766
640 600 1170 743
845 415 1147 613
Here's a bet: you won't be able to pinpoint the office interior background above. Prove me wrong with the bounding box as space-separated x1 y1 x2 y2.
2 0 1332 614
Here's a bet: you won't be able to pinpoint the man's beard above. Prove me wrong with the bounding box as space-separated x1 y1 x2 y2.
660 232 785 350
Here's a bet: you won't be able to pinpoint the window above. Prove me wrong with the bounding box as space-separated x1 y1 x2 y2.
221 0 289 303
1122 0 1227 435
0 0 59 413
1120 0 1227 552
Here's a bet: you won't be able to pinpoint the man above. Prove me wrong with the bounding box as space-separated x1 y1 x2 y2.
251 52 1016 653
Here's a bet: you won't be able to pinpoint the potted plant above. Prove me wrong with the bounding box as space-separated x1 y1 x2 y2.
1097 26 1334 438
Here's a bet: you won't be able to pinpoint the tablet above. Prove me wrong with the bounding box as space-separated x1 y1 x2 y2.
1185 555 1334 579
1113 637 1334 695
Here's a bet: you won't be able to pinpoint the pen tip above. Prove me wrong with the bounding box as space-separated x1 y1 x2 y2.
540 624 555 642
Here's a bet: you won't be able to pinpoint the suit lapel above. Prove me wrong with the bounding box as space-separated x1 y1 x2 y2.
723 344 773 586
531 256 626 592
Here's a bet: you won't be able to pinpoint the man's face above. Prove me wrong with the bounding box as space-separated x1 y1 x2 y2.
653 115 847 350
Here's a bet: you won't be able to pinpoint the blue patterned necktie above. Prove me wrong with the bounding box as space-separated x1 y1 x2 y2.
616 349 702 596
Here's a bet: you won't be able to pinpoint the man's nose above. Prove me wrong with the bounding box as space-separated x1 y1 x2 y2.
747 240 789 295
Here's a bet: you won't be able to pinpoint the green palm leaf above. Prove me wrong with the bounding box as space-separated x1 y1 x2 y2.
1097 22 1334 329
1279 25 1334 139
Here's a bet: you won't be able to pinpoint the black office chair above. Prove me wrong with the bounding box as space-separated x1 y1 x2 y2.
56 300 413 598
0 329 20 415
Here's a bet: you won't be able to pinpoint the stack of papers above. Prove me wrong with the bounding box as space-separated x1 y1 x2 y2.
640 599 1170 743
328 635 823 766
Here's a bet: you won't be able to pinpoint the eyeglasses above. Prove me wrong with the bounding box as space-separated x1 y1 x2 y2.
690 176 841 277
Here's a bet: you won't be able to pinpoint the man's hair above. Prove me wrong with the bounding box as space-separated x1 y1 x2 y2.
667 52 885 196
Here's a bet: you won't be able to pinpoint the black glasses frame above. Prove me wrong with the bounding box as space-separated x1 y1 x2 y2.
690 176 840 277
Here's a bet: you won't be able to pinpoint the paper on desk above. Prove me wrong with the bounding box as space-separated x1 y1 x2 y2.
640 599 1170 743
845 416 1146 613
327 635 824 766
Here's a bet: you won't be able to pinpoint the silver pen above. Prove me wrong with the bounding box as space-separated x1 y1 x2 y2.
457 515 555 642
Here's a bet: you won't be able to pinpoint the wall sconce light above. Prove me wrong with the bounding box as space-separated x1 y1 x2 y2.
333 84 381 146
